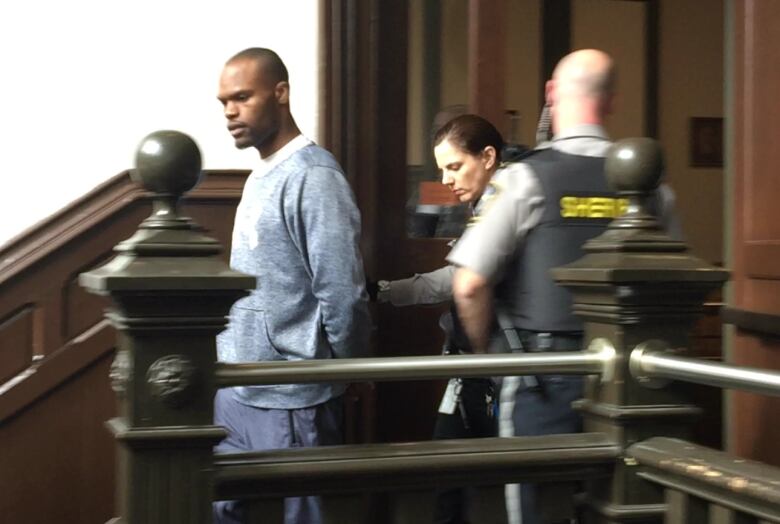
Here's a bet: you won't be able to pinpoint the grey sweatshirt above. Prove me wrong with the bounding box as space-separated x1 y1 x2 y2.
217 140 370 409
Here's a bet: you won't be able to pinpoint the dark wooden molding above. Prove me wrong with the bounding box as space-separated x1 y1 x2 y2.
644 0 660 138
468 0 507 129
421 0 442 178
0 170 249 288
0 305 35 384
0 169 248 421
0 168 246 523
0 172 144 285
541 0 571 102
319 0 358 186
722 306 780 338
215 432 618 498
328 0 408 278
630 437 780 518
320 0 387 278
0 320 115 423
540 0 660 138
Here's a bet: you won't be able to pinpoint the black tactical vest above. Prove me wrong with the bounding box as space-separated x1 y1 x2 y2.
496 148 624 332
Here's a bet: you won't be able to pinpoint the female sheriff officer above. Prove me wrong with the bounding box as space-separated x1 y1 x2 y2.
375 114 506 524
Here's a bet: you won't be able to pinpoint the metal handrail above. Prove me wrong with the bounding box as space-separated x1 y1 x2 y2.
630 340 780 396
215 345 613 387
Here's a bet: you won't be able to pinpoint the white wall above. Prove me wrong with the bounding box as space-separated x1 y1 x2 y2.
0 0 320 246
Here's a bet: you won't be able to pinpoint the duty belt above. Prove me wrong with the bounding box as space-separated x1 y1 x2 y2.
503 330 583 395
516 331 583 352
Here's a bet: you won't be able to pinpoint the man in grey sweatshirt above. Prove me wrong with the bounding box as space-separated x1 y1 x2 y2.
214 47 370 524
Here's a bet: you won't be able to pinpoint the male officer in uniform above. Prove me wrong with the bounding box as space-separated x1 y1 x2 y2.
447 49 681 524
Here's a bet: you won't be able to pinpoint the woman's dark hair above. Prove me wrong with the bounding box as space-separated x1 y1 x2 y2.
432 114 504 159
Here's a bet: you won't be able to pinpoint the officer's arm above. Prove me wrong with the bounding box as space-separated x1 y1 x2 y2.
378 265 454 306
452 267 492 353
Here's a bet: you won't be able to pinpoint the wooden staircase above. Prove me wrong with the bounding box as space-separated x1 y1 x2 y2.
0 169 247 523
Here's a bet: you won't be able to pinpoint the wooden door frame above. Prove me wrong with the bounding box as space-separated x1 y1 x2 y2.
723 0 780 466
540 0 660 138
318 0 664 442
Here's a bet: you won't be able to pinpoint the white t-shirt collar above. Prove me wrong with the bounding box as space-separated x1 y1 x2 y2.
253 134 313 178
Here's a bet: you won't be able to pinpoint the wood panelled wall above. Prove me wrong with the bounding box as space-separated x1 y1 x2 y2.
0 170 247 523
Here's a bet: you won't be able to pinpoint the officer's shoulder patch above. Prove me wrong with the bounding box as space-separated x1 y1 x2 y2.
469 180 503 225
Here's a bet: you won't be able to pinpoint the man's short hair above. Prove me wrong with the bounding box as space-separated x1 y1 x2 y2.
228 47 289 85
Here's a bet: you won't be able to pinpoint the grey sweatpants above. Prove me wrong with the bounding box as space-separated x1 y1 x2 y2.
213 389 344 524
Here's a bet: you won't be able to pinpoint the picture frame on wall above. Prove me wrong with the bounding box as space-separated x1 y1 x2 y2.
690 117 724 167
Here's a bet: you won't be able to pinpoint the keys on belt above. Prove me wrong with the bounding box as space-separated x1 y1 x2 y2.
438 378 497 428
438 378 462 416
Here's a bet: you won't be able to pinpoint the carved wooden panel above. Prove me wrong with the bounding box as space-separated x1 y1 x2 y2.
0 306 34 384
0 170 247 522
0 353 115 523
63 256 112 340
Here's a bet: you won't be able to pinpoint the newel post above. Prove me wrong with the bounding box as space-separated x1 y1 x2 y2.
553 138 729 523
80 131 255 524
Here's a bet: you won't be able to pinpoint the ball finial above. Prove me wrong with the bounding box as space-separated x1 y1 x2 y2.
605 137 664 193
133 130 202 197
